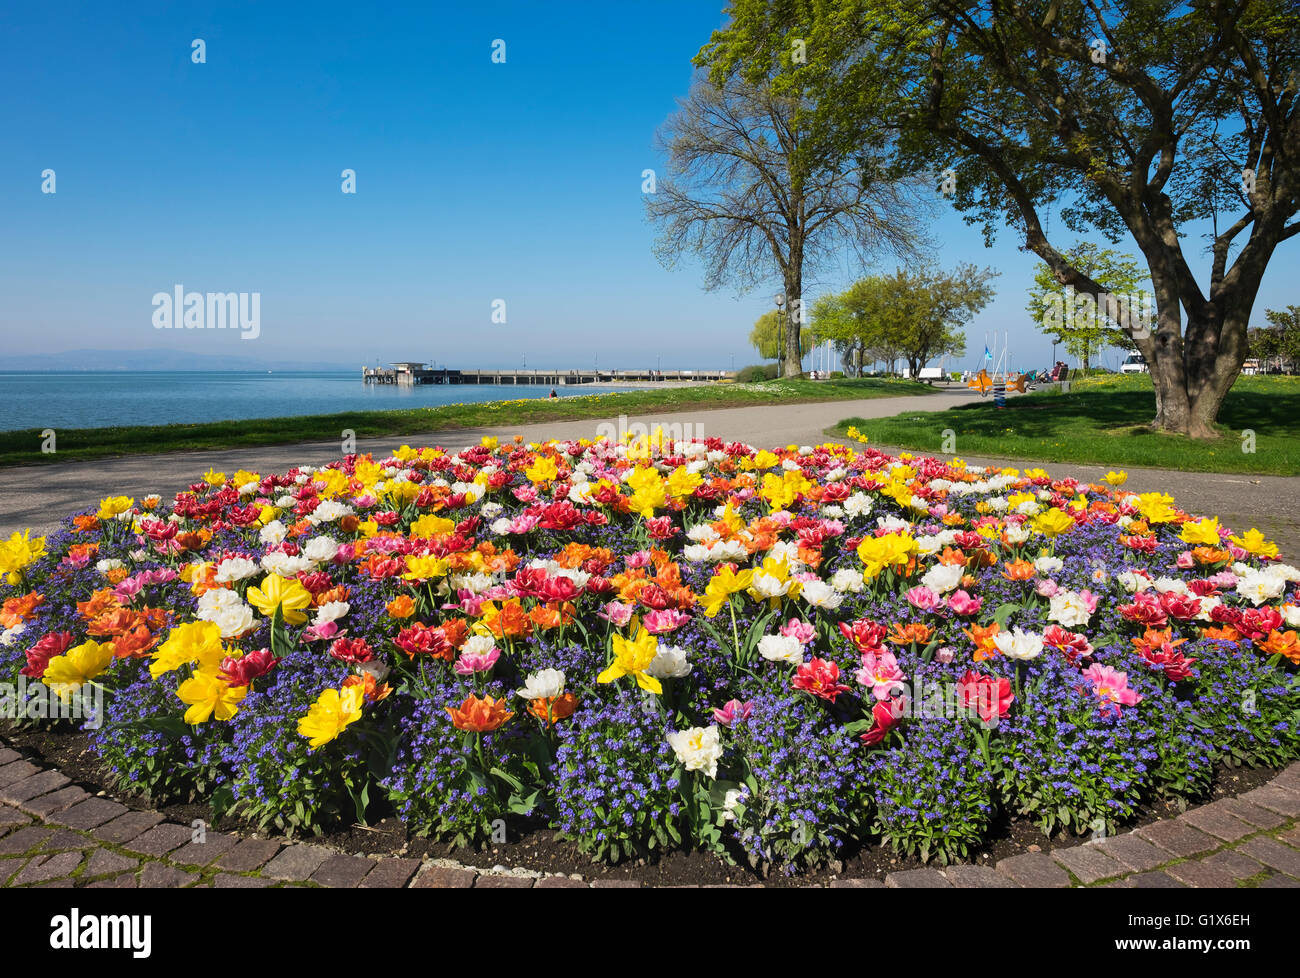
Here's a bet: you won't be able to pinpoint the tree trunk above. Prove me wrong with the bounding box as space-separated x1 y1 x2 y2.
783 273 804 379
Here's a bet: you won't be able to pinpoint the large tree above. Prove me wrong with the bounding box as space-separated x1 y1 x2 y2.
701 1 1300 437
645 72 929 378
1027 242 1150 372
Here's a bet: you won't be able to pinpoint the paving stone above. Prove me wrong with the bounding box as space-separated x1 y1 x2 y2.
535 875 589 888
1201 849 1266 883
32 878 79 888
1179 804 1258 843
1237 837 1300 879
1277 825 1300 849
86 873 138 888
262 844 331 881
0 769 70 805
1052 845 1125 885
53 797 130 831
885 868 951 888
124 823 195 857
12 851 83 885
213 873 274 888
39 829 95 852
84 849 139 877
589 879 641 888
1219 797 1287 830
0 825 54 855
0 855 28 885
0 807 32 835
1135 820 1218 858
214 838 282 873
996 852 1071 888
358 857 421 888
140 863 198 888
1127 871 1185 888
473 873 535 888
167 832 240 867
829 877 887 888
0 761 40 788
1240 785 1300 819
411 865 477 888
1256 873 1300 888
92 810 163 843
0 748 21 766
309 854 376 888
942 864 1020 888
24 786 90 818
1091 833 1169 873
1165 860 1238 888
1272 763 1300 793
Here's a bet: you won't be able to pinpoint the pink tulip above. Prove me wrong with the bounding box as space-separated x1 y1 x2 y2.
856 650 908 701
598 601 635 627
642 609 691 634
712 699 754 726
1081 663 1143 713
947 590 983 616
454 648 501 676
779 619 816 644
1175 551 1195 569
905 586 942 612
1035 578 1061 597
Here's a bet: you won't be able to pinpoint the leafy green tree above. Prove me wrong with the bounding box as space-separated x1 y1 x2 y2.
1260 304 1300 369
811 264 994 379
1026 243 1150 373
750 309 811 364
700 1 1300 438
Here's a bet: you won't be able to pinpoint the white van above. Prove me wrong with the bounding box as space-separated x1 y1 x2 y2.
1119 352 1148 374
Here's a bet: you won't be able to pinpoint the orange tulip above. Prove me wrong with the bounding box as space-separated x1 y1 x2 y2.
342 672 392 704
1001 560 1036 581
888 622 933 646
484 599 531 639
446 694 514 732
386 594 415 619
0 592 44 628
72 514 101 533
938 547 968 567
964 622 1002 662
1201 624 1241 643
1257 629 1300 664
1190 546 1231 566
529 692 578 726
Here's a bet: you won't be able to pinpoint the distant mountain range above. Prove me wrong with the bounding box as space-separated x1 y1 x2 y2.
0 348 356 372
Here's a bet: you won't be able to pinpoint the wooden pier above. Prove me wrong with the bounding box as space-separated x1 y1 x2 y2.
362 363 733 386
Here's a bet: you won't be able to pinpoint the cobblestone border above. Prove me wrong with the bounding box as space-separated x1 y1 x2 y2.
2 743 1299 888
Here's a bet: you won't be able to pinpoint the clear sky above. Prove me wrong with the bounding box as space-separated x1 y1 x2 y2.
1 1 1294 373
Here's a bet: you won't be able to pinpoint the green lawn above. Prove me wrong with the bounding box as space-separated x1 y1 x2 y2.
834 373 1300 476
0 377 932 467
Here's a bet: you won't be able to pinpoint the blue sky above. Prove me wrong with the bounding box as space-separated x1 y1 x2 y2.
1 1 1294 373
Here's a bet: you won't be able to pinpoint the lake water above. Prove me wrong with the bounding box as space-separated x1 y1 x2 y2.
0 371 640 431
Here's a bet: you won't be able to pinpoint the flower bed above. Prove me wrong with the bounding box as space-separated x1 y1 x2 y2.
2 435 1299 873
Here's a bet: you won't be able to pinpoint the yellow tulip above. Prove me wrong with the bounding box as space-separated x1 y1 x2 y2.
298 686 366 749
150 621 226 679
176 672 247 724
246 573 313 625
596 627 663 694
43 640 115 697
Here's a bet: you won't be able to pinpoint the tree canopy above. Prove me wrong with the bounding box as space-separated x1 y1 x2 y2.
700 1 1300 437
